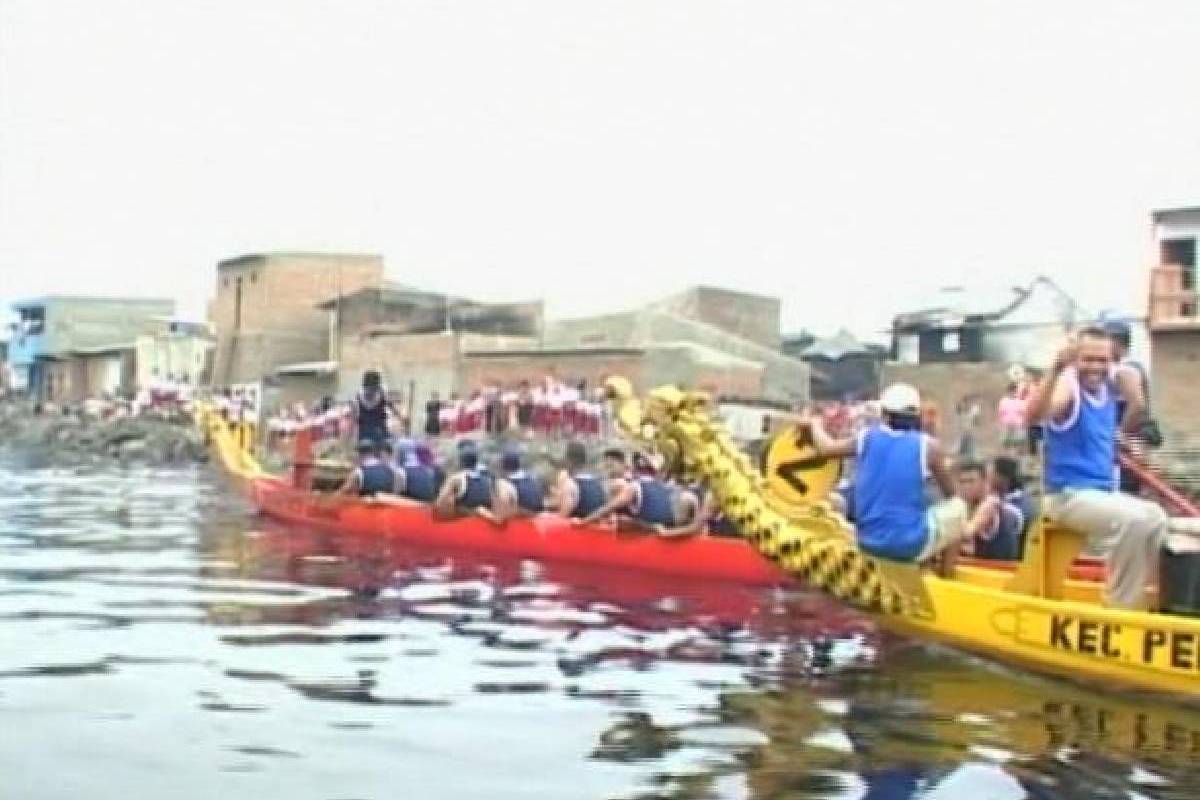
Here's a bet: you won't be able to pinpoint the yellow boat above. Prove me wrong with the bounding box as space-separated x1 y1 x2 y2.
603 379 1200 700
197 394 1200 699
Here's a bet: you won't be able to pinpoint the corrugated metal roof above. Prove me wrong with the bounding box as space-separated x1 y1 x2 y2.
800 329 872 360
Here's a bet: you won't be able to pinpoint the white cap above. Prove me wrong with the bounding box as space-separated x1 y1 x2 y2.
880 383 921 414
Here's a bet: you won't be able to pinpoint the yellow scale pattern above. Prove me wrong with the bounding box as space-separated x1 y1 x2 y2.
608 378 910 615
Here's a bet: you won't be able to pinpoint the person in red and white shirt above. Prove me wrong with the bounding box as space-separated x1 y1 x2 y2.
561 380 582 436
440 394 460 437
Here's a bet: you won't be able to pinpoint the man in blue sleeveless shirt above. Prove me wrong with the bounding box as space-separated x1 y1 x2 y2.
808 383 995 573
1026 327 1166 609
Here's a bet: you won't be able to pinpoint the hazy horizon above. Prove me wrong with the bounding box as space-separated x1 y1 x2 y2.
3 1 1199 340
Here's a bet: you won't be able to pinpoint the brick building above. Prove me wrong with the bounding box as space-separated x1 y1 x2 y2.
317 286 543 409
209 252 384 386
293 282 802 414
1149 206 1200 438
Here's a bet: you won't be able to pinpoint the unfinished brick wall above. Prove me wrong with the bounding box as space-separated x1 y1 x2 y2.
210 253 383 385
882 362 1012 457
1152 329 1200 439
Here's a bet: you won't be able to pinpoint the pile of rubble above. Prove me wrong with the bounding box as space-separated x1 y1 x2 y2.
0 400 208 467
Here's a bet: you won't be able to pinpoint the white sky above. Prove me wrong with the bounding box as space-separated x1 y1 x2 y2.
2 1 1198 341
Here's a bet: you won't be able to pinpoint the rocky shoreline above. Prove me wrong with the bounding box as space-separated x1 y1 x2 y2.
0 401 209 467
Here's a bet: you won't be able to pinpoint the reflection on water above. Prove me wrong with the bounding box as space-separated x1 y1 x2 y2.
1 459 1198 800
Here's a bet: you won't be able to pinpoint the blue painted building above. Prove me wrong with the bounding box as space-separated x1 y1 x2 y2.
6 296 175 400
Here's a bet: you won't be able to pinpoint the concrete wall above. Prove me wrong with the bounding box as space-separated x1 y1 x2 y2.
336 331 459 408
651 287 781 349
274 374 336 411
1151 329 1200 439
41 351 132 404
635 312 807 405
135 333 213 388
642 344 764 398
210 253 383 385
543 309 807 405
882 361 1012 457
46 297 175 354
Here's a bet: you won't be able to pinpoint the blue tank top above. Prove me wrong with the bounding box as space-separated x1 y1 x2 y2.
506 471 544 513
854 426 930 561
632 478 675 526
357 461 395 496
402 465 438 502
459 469 492 509
570 474 607 518
1044 375 1117 493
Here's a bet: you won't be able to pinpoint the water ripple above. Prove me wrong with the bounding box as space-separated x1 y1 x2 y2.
2 457 1199 800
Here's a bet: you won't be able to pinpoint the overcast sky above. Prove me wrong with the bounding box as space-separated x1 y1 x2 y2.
2 1 1198 340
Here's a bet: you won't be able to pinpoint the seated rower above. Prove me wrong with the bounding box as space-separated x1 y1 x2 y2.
989 455 1035 558
433 441 494 520
493 447 545 522
955 461 1021 561
392 438 439 502
694 482 741 538
339 439 398 497
553 441 608 519
576 460 703 538
805 383 979 574
1026 328 1167 610
600 447 632 498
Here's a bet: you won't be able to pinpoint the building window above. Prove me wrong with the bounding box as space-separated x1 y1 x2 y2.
1162 238 1197 292
223 277 229 288
250 272 258 283
942 331 961 353
897 334 919 364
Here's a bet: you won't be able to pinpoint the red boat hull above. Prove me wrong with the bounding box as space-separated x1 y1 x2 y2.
247 476 791 586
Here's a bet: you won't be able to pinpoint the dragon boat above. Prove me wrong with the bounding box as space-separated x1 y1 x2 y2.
199 383 1200 699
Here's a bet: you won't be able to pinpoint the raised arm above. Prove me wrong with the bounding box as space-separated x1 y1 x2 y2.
807 417 858 459
1025 341 1075 426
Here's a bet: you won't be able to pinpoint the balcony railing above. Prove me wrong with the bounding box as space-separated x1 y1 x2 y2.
1149 265 1199 329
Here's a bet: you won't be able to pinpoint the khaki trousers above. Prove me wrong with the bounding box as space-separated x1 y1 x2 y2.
1045 489 1167 609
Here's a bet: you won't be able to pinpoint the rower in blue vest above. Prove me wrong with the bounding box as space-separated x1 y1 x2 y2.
575 454 702 537
553 441 608 519
493 446 545 522
434 440 494 519
806 383 994 575
391 438 439 502
339 439 398 497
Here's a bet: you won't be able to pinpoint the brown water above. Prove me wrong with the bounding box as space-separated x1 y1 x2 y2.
2 458 1199 799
